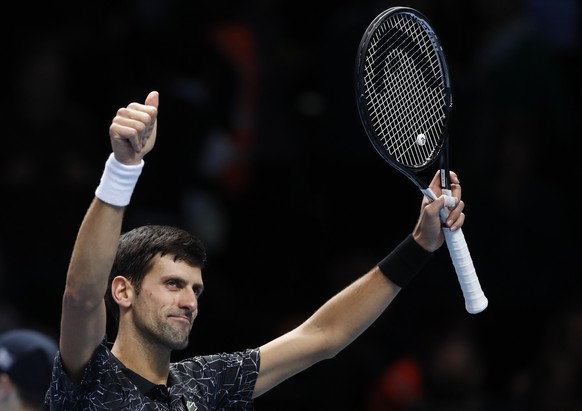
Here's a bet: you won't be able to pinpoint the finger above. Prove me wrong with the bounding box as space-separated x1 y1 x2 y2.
144 91 159 108
110 115 149 149
445 200 465 230
448 170 461 194
428 170 441 191
124 103 157 120
115 106 156 129
447 209 465 231
109 123 141 152
424 194 445 217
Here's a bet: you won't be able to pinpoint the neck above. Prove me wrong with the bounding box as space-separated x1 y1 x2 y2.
111 333 172 385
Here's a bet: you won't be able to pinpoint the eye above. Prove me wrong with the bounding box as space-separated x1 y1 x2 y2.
165 279 182 289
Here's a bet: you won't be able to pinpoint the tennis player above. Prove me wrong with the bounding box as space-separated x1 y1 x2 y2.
46 91 465 410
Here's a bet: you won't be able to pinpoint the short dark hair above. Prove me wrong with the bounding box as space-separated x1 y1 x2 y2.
105 225 207 324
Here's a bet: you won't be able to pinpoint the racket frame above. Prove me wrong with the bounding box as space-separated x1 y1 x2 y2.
355 6 453 194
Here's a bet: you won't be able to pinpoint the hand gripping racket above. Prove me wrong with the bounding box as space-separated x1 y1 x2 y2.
354 7 487 313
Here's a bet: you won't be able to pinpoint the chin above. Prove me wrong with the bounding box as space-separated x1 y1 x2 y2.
170 335 190 351
175 341 189 350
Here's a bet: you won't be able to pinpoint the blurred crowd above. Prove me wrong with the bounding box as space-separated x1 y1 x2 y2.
1 0 580 409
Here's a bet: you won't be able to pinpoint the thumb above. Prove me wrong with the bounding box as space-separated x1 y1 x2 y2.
145 91 159 108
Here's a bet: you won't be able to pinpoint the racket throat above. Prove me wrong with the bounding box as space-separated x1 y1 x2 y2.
439 145 451 194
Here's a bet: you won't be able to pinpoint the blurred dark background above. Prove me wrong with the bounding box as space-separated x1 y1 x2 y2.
1 0 581 409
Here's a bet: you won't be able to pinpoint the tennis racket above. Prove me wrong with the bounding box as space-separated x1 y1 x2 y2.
354 6 487 314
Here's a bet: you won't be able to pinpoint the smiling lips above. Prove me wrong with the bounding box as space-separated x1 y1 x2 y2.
170 314 192 325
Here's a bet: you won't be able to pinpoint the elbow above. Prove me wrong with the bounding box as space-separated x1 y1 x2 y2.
322 337 350 360
321 347 341 361
61 286 104 312
315 331 350 361
300 320 354 361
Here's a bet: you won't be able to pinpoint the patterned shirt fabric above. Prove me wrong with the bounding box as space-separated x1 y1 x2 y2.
46 338 260 410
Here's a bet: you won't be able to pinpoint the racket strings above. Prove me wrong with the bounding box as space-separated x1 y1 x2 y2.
374 42 442 163
363 13 448 169
379 50 441 161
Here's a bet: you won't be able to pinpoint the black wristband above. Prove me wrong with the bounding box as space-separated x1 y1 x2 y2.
378 234 434 288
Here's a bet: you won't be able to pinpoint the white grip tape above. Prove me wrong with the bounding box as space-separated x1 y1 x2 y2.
95 153 144 207
443 194 456 209
421 187 488 314
444 227 488 314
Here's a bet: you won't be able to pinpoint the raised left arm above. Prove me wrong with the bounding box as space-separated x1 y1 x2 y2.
253 171 464 397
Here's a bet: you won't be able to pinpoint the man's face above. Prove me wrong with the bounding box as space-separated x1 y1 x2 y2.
131 255 204 350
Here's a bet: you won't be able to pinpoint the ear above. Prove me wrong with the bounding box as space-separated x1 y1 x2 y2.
111 276 135 309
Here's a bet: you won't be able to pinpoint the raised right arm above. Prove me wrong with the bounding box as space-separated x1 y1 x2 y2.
59 91 159 382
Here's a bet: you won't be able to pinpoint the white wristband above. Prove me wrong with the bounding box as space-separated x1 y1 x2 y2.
95 153 144 207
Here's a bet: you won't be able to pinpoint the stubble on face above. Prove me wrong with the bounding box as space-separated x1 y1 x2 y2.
131 292 192 351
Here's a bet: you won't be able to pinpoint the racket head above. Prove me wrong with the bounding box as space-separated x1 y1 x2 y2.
355 7 453 179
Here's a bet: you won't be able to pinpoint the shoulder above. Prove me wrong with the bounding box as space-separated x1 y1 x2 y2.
169 349 260 409
171 348 260 377
47 337 132 409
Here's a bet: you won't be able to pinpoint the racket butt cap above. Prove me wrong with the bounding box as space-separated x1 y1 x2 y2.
466 297 488 314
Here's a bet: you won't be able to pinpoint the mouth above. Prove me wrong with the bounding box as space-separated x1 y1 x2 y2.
169 315 192 326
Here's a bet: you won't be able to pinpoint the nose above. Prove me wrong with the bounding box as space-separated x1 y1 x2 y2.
180 288 198 313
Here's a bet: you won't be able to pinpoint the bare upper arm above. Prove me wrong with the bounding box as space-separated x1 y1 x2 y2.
59 290 107 383
252 269 398 398
57 198 124 383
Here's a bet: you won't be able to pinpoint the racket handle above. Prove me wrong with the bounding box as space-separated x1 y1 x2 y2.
442 226 488 314
423 187 487 314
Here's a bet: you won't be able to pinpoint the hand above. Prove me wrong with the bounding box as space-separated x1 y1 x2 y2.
109 91 159 165
413 171 465 252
